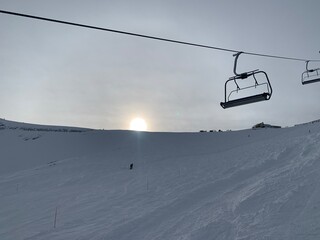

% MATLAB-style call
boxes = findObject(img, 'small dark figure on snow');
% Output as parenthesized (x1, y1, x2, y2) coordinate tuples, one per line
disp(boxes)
(129, 163, 133, 170)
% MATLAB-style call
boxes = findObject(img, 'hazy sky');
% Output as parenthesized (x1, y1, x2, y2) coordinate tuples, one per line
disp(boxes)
(1, 0, 320, 131)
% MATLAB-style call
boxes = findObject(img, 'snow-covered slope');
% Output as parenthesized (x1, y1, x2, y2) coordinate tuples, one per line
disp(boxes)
(1, 119, 320, 240)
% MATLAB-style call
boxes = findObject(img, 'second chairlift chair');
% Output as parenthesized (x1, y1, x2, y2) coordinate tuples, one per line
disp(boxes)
(301, 60, 320, 85)
(220, 52, 273, 109)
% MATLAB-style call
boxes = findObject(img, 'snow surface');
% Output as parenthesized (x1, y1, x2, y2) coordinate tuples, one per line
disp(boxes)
(1, 118, 320, 240)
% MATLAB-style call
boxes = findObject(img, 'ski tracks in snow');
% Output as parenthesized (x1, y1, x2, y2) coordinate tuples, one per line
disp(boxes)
(99, 134, 309, 240)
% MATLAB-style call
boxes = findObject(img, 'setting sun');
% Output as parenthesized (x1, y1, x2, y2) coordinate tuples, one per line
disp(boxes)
(130, 118, 147, 131)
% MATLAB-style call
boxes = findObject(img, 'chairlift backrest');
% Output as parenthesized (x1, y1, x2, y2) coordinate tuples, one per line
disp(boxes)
(220, 52, 273, 109)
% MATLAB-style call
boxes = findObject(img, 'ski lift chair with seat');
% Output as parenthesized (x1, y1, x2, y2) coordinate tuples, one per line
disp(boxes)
(220, 52, 273, 109)
(301, 61, 320, 85)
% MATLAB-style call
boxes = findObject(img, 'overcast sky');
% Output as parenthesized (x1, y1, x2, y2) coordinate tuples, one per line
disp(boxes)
(1, 0, 320, 131)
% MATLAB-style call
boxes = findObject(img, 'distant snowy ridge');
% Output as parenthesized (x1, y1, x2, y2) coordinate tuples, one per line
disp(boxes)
(0, 118, 91, 133)
(295, 118, 320, 126)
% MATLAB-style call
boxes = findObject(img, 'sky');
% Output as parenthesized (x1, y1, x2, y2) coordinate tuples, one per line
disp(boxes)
(0, 0, 320, 132)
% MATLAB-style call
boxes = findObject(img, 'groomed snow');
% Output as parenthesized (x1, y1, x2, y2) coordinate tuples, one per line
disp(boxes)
(1, 119, 320, 240)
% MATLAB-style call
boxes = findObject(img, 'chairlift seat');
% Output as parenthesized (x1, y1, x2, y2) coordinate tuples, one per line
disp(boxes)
(220, 92, 271, 109)
(302, 77, 320, 85)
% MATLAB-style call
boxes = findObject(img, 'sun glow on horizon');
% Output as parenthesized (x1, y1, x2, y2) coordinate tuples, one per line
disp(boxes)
(129, 118, 147, 131)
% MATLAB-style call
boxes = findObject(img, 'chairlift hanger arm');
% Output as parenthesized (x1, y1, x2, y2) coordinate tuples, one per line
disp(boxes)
(305, 60, 320, 72)
(233, 52, 243, 76)
(306, 61, 310, 71)
(232, 52, 259, 79)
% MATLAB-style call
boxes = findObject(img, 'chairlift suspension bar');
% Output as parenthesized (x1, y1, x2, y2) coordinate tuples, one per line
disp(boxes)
(233, 52, 242, 76)
(306, 61, 310, 71)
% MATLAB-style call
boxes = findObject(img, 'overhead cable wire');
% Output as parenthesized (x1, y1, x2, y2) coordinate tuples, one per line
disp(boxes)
(1, 9, 319, 63)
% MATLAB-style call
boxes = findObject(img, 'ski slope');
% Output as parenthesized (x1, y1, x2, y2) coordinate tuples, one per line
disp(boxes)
(1, 118, 320, 240)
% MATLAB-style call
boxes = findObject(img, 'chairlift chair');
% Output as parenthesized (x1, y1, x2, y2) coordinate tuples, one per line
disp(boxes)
(301, 61, 320, 85)
(220, 52, 273, 109)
